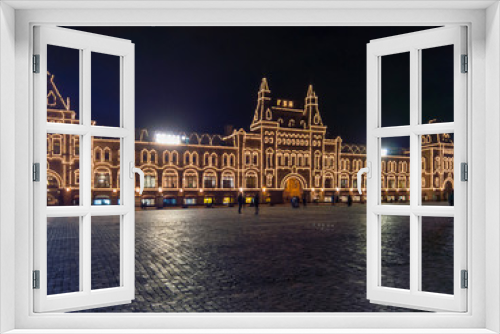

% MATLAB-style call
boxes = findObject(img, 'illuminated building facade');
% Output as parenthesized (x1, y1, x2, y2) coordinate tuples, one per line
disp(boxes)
(46, 74, 454, 207)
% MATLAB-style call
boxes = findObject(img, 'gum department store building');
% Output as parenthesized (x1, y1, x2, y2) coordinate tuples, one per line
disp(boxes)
(46, 73, 455, 207)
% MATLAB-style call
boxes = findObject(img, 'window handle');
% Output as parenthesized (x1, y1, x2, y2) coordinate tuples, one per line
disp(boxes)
(130, 162, 144, 195)
(357, 162, 371, 195)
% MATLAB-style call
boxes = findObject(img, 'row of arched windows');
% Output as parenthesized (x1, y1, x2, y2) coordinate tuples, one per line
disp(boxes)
(276, 152, 310, 167)
(381, 160, 408, 173)
(139, 149, 237, 167)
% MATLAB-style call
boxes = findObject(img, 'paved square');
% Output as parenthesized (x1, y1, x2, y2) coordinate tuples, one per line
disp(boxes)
(51, 204, 452, 312)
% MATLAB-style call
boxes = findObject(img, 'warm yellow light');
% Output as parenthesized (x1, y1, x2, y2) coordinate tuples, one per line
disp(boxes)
(158, 187, 163, 193)
(239, 187, 243, 192)
(113, 188, 117, 193)
(262, 188, 266, 192)
(135, 187, 140, 193)
(180, 189, 184, 193)
(311, 188, 315, 192)
(200, 189, 203, 193)
(336, 188, 339, 192)
(321, 188, 324, 192)
(66, 187, 71, 192)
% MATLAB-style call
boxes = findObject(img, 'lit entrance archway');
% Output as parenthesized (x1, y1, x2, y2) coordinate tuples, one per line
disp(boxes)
(283, 177, 304, 203)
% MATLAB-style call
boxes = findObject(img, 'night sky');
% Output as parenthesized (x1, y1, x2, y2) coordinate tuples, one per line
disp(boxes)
(48, 26, 454, 146)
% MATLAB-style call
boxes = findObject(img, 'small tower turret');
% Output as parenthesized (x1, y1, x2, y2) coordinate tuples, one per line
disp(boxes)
(250, 78, 272, 131)
(304, 84, 323, 127)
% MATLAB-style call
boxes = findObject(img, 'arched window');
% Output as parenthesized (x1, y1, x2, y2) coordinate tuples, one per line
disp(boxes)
(74, 170, 80, 185)
(266, 149, 274, 169)
(230, 154, 235, 167)
(266, 174, 273, 187)
(184, 152, 190, 165)
(203, 171, 217, 188)
(315, 152, 321, 168)
(245, 152, 251, 165)
(144, 170, 156, 188)
(222, 172, 235, 189)
(53, 140, 61, 155)
(184, 170, 198, 188)
(74, 139, 80, 156)
(284, 153, 289, 166)
(245, 172, 258, 188)
(142, 151, 148, 163)
(164, 151, 170, 164)
(324, 175, 333, 188)
(171, 151, 178, 164)
(104, 149, 111, 162)
(291, 153, 296, 166)
(192, 152, 198, 166)
(435, 157, 441, 169)
(204, 152, 209, 166)
(340, 175, 349, 188)
(163, 170, 178, 189)
(94, 168, 111, 188)
(95, 149, 102, 161)
(223, 154, 228, 166)
(253, 152, 258, 166)
(277, 153, 283, 166)
(150, 151, 156, 164)
(398, 177, 406, 188)
(297, 154, 303, 167)
(211, 153, 218, 167)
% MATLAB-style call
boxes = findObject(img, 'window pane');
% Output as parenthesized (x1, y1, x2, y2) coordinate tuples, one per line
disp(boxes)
(91, 215, 120, 290)
(421, 133, 454, 206)
(47, 45, 80, 123)
(91, 52, 121, 128)
(47, 216, 80, 295)
(421, 216, 454, 294)
(421, 45, 454, 124)
(381, 52, 410, 127)
(381, 137, 410, 205)
(381, 215, 410, 290)
(92, 137, 121, 205)
(47, 134, 80, 206)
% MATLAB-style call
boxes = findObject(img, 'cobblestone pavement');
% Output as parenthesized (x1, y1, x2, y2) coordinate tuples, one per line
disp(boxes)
(47, 204, 454, 312)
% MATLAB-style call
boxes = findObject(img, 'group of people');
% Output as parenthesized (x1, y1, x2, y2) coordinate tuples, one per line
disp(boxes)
(236, 193, 356, 215)
(237, 193, 259, 215)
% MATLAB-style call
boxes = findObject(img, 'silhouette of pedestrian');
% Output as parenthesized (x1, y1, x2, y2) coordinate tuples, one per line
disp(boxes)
(347, 195, 353, 207)
(302, 195, 307, 207)
(237, 193, 244, 214)
(254, 193, 259, 215)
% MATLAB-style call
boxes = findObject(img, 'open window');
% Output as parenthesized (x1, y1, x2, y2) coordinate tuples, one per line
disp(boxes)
(33, 26, 138, 312)
(365, 26, 467, 312)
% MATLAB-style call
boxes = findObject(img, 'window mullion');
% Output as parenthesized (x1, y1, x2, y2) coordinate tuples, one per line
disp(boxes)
(409, 48, 420, 294)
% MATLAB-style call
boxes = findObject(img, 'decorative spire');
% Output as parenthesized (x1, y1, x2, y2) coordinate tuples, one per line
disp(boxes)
(260, 77, 270, 92)
(307, 84, 315, 97)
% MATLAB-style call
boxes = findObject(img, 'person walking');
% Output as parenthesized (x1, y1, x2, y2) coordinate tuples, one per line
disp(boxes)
(347, 194, 353, 207)
(237, 193, 244, 214)
(302, 195, 307, 207)
(253, 193, 259, 215)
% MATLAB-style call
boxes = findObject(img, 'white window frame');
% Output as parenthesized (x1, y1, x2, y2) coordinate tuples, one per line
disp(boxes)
(32, 26, 136, 312)
(366, 26, 467, 312)
(1, 2, 498, 333)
